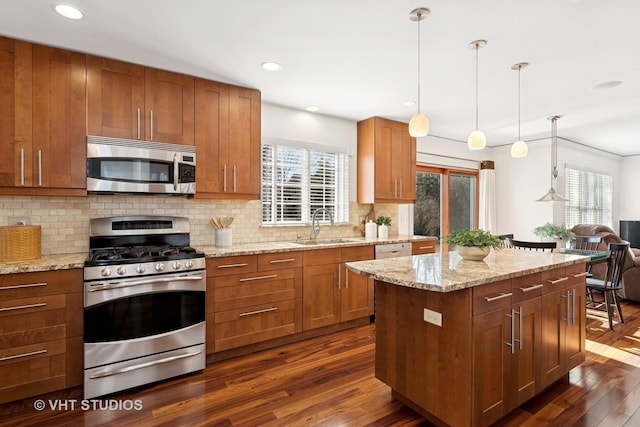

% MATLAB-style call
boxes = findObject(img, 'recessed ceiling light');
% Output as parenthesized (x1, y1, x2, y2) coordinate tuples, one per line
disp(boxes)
(305, 106, 320, 112)
(592, 80, 622, 90)
(54, 4, 85, 20)
(261, 62, 282, 71)
(402, 101, 416, 107)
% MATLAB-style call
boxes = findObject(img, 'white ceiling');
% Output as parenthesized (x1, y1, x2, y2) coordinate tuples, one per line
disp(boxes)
(2, 0, 639, 156)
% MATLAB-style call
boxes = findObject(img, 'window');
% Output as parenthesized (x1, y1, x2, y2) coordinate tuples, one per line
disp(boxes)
(414, 165, 478, 238)
(262, 143, 349, 225)
(564, 166, 613, 228)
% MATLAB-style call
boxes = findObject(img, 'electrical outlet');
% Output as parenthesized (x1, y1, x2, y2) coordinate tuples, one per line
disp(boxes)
(423, 308, 442, 327)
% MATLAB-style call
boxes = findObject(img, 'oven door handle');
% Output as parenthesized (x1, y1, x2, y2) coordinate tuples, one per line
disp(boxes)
(173, 153, 179, 191)
(88, 349, 202, 379)
(88, 275, 204, 292)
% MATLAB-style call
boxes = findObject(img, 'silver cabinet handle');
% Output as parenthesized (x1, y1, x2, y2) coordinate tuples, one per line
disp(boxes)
(519, 284, 544, 293)
(561, 292, 570, 326)
(137, 108, 141, 139)
(0, 349, 47, 362)
(394, 179, 398, 198)
(238, 274, 277, 282)
(570, 288, 576, 325)
(506, 308, 516, 354)
(217, 262, 248, 269)
(233, 165, 237, 192)
(20, 148, 24, 186)
(399, 179, 403, 198)
(239, 307, 278, 317)
(0, 302, 47, 313)
(418, 245, 434, 250)
(548, 277, 568, 285)
(572, 272, 589, 278)
(89, 350, 201, 379)
(88, 275, 203, 292)
(173, 153, 179, 191)
(0, 282, 47, 291)
(223, 164, 227, 192)
(269, 258, 296, 264)
(516, 306, 523, 350)
(150, 110, 154, 141)
(37, 150, 42, 186)
(484, 292, 512, 302)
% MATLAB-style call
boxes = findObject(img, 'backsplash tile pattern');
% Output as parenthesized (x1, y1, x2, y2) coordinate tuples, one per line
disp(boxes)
(0, 196, 400, 256)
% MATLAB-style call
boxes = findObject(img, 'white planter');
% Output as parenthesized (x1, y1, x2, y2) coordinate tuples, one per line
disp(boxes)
(378, 224, 389, 239)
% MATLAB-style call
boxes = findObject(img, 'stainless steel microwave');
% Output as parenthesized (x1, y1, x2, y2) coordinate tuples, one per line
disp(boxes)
(86, 136, 196, 195)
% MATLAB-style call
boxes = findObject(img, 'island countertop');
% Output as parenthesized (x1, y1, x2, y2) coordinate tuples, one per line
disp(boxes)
(346, 248, 590, 292)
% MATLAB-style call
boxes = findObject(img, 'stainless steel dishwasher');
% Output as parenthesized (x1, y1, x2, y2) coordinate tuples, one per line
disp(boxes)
(374, 242, 412, 259)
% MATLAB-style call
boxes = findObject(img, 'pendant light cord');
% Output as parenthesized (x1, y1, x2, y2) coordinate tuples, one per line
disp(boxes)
(416, 10, 422, 114)
(517, 66, 521, 141)
(475, 43, 479, 131)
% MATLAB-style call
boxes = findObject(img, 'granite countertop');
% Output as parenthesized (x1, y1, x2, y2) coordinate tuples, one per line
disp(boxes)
(0, 235, 436, 274)
(346, 248, 590, 293)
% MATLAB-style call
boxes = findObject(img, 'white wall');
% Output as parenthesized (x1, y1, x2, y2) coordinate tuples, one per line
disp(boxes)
(620, 156, 640, 223)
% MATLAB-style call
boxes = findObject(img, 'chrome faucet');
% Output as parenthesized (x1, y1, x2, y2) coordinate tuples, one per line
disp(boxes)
(310, 208, 334, 240)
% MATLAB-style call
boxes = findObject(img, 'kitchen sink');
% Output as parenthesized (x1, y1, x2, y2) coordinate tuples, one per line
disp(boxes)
(292, 238, 358, 246)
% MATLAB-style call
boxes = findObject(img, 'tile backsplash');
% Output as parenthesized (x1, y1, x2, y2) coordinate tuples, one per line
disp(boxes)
(0, 196, 400, 255)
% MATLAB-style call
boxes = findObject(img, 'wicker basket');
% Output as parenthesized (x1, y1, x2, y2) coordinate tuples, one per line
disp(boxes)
(0, 225, 41, 261)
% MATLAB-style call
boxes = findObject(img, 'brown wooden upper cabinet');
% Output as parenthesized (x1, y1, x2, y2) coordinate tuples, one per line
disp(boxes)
(87, 56, 195, 145)
(357, 117, 416, 203)
(0, 37, 86, 196)
(194, 79, 261, 199)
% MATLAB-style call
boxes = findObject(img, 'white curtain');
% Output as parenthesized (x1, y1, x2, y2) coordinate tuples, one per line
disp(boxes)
(479, 160, 496, 233)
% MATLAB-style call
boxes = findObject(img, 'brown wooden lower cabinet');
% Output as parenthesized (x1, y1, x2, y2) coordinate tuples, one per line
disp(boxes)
(411, 240, 436, 255)
(0, 269, 82, 404)
(374, 262, 587, 427)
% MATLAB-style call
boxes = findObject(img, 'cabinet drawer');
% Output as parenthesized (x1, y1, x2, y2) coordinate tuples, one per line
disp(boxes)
(473, 279, 512, 316)
(341, 245, 374, 262)
(0, 269, 82, 300)
(512, 273, 543, 303)
(258, 252, 303, 271)
(0, 294, 68, 349)
(213, 268, 302, 312)
(303, 248, 341, 266)
(566, 262, 589, 285)
(0, 338, 67, 404)
(214, 299, 300, 352)
(207, 255, 257, 276)
(412, 241, 436, 255)
(541, 267, 568, 294)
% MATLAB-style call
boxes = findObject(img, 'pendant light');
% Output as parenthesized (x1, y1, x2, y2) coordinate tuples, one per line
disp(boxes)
(467, 40, 487, 150)
(408, 7, 430, 138)
(510, 62, 529, 158)
(536, 115, 567, 201)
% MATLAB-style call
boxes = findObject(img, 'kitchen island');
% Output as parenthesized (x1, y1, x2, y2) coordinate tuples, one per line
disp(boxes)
(346, 249, 589, 427)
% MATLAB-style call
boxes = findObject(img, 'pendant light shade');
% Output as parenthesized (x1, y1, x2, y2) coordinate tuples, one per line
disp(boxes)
(511, 62, 529, 158)
(467, 40, 487, 150)
(408, 7, 430, 138)
(536, 115, 566, 202)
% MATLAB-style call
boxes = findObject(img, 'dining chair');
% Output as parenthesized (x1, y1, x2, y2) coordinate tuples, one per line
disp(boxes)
(506, 238, 556, 252)
(573, 235, 603, 251)
(585, 241, 629, 330)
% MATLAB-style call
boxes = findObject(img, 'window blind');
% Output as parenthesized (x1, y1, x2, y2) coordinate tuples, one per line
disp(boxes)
(262, 143, 349, 225)
(564, 167, 612, 228)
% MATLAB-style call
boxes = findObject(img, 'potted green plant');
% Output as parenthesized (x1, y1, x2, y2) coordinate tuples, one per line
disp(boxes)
(533, 223, 575, 248)
(376, 216, 391, 239)
(443, 228, 501, 261)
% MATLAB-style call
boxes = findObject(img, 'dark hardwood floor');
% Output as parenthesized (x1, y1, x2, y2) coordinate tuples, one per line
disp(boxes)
(3, 301, 640, 426)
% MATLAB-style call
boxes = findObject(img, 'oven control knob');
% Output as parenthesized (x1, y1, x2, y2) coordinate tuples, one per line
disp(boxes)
(136, 265, 146, 274)
(155, 263, 165, 272)
(172, 261, 182, 270)
(185, 260, 194, 269)
(100, 268, 111, 277)
(116, 266, 127, 275)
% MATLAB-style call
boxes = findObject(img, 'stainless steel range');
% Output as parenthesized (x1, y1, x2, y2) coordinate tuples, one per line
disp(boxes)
(83, 216, 206, 399)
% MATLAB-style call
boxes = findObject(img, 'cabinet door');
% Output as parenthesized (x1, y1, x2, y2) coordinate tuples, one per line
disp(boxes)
(227, 85, 260, 198)
(373, 120, 396, 201)
(145, 68, 194, 145)
(194, 78, 229, 195)
(392, 123, 416, 202)
(341, 264, 373, 321)
(302, 263, 340, 330)
(31, 45, 86, 190)
(539, 289, 566, 389)
(87, 56, 145, 140)
(473, 307, 510, 427)
(0, 37, 30, 188)
(565, 281, 586, 370)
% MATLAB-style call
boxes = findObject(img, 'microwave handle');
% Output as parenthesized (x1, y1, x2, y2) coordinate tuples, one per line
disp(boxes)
(173, 153, 179, 191)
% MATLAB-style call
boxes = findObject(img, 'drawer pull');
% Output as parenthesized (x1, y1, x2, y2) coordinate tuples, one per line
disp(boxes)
(217, 263, 249, 269)
(0, 349, 47, 362)
(0, 302, 47, 313)
(519, 284, 544, 293)
(239, 274, 278, 282)
(269, 258, 296, 264)
(89, 350, 201, 379)
(418, 245, 434, 250)
(239, 307, 278, 317)
(572, 271, 589, 278)
(0, 282, 47, 291)
(484, 292, 512, 302)
(548, 277, 568, 285)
